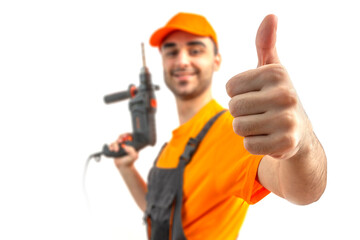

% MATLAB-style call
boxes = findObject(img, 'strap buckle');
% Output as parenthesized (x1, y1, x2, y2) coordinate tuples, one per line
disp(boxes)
(180, 138, 199, 163)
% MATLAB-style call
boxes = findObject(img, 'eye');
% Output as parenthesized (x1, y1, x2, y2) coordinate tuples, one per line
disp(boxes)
(165, 49, 178, 58)
(189, 47, 204, 56)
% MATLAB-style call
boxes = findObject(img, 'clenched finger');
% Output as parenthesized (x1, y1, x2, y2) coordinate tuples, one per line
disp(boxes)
(226, 64, 288, 97)
(229, 91, 268, 117)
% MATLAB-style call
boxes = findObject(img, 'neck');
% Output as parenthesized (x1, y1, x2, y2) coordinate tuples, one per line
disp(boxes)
(175, 89, 213, 125)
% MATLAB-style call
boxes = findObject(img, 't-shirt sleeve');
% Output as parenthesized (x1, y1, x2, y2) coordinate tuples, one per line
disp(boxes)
(234, 154, 271, 205)
(220, 112, 270, 204)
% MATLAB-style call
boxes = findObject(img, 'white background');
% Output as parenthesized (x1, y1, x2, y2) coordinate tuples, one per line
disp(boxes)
(1, 0, 359, 239)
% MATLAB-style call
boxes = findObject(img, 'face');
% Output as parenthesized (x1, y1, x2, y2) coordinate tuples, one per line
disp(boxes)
(160, 31, 221, 101)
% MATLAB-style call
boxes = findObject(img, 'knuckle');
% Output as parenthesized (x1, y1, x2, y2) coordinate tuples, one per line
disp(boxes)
(244, 137, 264, 155)
(287, 91, 298, 107)
(110, 143, 118, 152)
(226, 79, 235, 97)
(244, 139, 255, 153)
(272, 64, 288, 79)
(277, 87, 298, 107)
(228, 98, 236, 115)
(228, 96, 245, 117)
(117, 135, 124, 142)
(269, 86, 298, 111)
(264, 64, 288, 85)
(280, 133, 297, 150)
(232, 118, 245, 136)
(280, 111, 298, 132)
(232, 117, 255, 137)
(226, 73, 243, 97)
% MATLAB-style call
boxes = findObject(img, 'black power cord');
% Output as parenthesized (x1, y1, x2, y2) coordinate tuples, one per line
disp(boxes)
(82, 152, 102, 209)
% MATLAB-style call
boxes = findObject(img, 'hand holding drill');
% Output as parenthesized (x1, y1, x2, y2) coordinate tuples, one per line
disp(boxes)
(89, 43, 159, 161)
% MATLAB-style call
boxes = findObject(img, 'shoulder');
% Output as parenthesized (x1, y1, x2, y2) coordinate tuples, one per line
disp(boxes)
(212, 110, 235, 134)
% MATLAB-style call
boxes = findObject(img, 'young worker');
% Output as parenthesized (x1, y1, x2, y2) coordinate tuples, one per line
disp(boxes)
(109, 12, 327, 240)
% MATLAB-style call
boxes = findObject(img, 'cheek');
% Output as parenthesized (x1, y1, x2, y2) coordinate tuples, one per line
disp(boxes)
(162, 61, 169, 71)
(194, 58, 214, 71)
(163, 61, 175, 76)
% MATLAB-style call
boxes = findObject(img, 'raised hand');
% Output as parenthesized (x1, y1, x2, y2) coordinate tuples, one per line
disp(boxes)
(226, 14, 310, 160)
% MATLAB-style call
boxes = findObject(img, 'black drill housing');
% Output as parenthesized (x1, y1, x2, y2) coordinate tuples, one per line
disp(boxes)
(101, 61, 159, 158)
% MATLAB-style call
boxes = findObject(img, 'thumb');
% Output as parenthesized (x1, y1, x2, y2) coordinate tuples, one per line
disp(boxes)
(256, 14, 280, 67)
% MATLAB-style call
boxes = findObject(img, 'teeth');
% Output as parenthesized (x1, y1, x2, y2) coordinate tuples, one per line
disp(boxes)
(175, 73, 193, 77)
(174, 73, 195, 77)
(172, 69, 196, 76)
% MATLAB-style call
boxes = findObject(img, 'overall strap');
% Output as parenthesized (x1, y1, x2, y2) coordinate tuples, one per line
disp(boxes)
(171, 109, 227, 239)
(145, 109, 227, 240)
(180, 109, 227, 164)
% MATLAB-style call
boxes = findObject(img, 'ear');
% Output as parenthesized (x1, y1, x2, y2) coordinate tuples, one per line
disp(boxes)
(214, 52, 222, 72)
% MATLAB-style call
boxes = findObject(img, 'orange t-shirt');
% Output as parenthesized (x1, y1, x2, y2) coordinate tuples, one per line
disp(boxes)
(156, 99, 270, 240)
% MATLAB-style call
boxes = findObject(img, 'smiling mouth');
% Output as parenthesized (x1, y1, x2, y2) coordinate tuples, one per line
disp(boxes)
(171, 69, 198, 80)
(173, 72, 195, 78)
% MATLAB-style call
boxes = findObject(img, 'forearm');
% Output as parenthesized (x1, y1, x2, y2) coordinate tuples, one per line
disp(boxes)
(279, 130, 327, 205)
(118, 165, 147, 212)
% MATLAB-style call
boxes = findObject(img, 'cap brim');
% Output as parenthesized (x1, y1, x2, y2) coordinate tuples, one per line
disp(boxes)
(149, 27, 178, 47)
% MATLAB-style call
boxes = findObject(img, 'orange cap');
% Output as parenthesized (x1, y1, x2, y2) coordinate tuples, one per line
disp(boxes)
(149, 12, 218, 48)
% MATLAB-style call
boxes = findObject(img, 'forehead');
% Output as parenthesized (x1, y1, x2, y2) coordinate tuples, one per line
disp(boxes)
(161, 31, 213, 48)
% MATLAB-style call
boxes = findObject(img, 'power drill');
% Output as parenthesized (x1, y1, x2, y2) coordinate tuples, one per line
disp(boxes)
(89, 43, 159, 161)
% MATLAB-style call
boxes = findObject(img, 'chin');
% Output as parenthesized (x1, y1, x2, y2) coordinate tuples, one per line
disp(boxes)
(176, 91, 199, 101)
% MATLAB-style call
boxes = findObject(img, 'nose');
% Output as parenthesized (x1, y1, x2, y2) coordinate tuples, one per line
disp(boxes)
(175, 49, 190, 68)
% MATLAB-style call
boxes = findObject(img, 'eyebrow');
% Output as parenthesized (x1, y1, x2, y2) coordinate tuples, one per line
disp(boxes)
(162, 42, 176, 49)
(187, 41, 206, 48)
(162, 41, 207, 50)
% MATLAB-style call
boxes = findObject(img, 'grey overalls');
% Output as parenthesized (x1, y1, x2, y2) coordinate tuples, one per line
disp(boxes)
(144, 110, 226, 240)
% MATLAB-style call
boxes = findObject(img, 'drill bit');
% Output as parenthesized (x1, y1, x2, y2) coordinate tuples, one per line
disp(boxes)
(141, 42, 146, 67)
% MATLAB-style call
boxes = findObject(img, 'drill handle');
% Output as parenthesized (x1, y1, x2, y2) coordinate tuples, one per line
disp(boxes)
(102, 144, 127, 158)
(101, 140, 132, 158)
(104, 84, 137, 104)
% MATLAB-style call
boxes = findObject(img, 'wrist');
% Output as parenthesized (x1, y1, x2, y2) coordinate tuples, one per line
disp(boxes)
(118, 163, 135, 174)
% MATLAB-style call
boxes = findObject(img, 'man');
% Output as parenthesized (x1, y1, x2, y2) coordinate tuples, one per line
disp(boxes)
(109, 12, 327, 239)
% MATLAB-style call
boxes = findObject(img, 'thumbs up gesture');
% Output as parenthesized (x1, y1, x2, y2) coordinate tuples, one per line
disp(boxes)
(226, 15, 310, 160)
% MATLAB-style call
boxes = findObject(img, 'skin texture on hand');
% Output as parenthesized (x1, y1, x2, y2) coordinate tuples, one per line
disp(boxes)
(226, 14, 327, 205)
(226, 14, 306, 160)
(109, 133, 139, 169)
